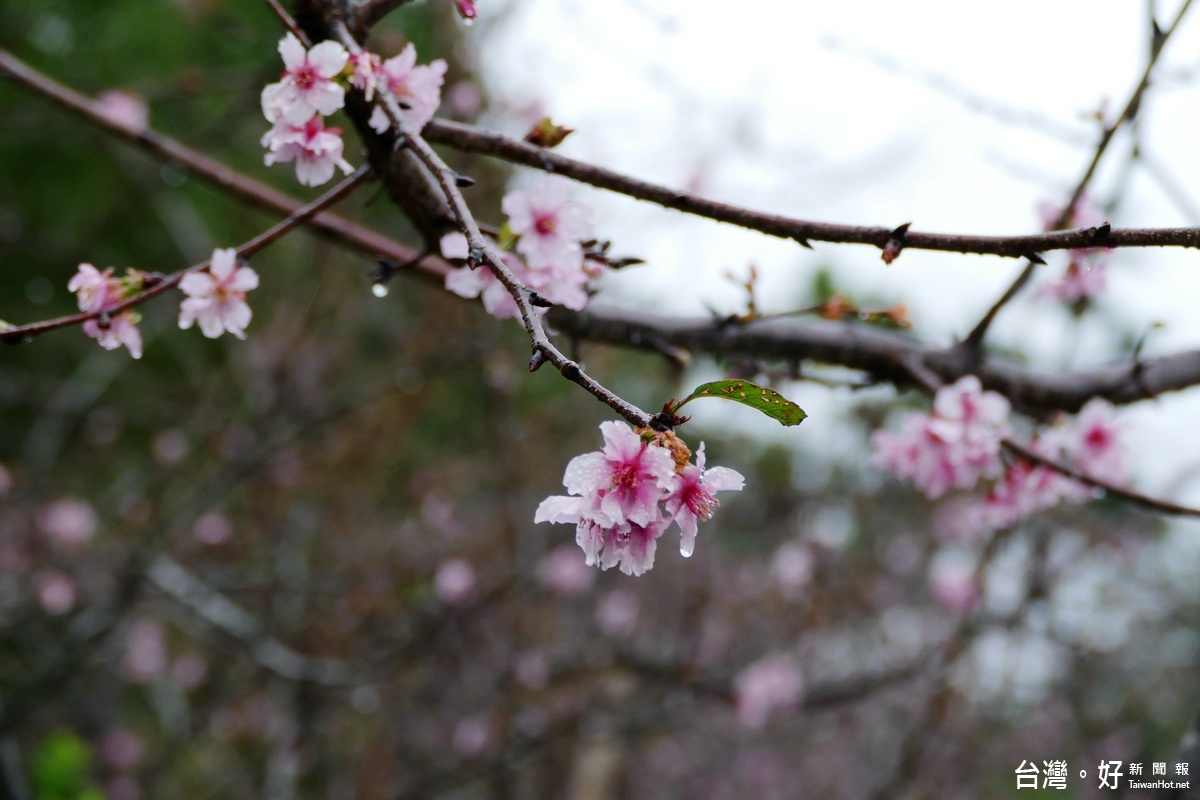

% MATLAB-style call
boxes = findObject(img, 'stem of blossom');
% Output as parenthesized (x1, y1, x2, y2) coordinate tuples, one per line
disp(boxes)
(961, 0, 1194, 351)
(332, 22, 653, 428)
(423, 117, 1200, 260)
(0, 166, 372, 343)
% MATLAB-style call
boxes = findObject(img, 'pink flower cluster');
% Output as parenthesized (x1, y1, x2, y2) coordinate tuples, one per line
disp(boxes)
(261, 34, 354, 187)
(1038, 194, 1111, 304)
(969, 398, 1126, 531)
(871, 376, 1011, 500)
(67, 263, 144, 358)
(445, 176, 596, 319)
(535, 421, 743, 576)
(873, 376, 1129, 532)
(178, 248, 259, 339)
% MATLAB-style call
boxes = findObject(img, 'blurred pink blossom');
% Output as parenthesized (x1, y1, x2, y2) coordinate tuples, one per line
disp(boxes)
(35, 570, 77, 615)
(193, 511, 233, 546)
(536, 545, 596, 596)
(96, 90, 148, 130)
(596, 589, 640, 637)
(871, 376, 1010, 499)
(452, 715, 492, 757)
(99, 728, 145, 770)
(171, 653, 209, 690)
(769, 542, 814, 599)
(446, 80, 483, 116)
(734, 654, 804, 729)
(36, 497, 98, 550)
(434, 559, 476, 605)
(121, 617, 166, 684)
(1038, 194, 1112, 303)
(105, 776, 142, 800)
(927, 547, 978, 615)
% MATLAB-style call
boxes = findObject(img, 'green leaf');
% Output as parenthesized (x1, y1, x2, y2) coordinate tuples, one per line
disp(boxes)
(497, 223, 517, 251)
(673, 380, 807, 426)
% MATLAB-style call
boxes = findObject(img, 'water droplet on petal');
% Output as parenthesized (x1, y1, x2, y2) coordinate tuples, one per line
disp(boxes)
(371, 282, 389, 298)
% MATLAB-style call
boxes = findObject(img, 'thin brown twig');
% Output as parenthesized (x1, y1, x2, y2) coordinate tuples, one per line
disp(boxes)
(423, 117, 1200, 259)
(0, 166, 372, 343)
(263, 0, 310, 45)
(332, 21, 652, 428)
(962, 0, 1195, 350)
(1001, 438, 1200, 518)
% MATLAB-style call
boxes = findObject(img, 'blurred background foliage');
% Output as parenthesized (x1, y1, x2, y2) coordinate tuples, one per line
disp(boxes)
(0, 1, 1194, 799)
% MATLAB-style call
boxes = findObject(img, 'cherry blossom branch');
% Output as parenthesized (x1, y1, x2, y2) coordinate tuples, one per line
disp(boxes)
(329, 20, 653, 428)
(423, 117, 1200, 260)
(550, 303, 1200, 413)
(0, 165, 371, 343)
(0, 50, 430, 273)
(962, 0, 1194, 350)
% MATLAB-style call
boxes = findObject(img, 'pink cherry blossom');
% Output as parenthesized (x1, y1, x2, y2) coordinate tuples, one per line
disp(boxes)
(349, 52, 382, 101)
(537, 423, 743, 575)
(82, 312, 144, 358)
(444, 249, 591, 319)
(871, 376, 1010, 499)
(67, 264, 145, 357)
(69, 263, 121, 312)
(968, 400, 1127, 532)
(558, 421, 675, 526)
(1065, 398, 1126, 485)
(262, 116, 354, 187)
(663, 443, 744, 557)
(733, 654, 804, 729)
(502, 175, 592, 271)
(367, 44, 447, 133)
(261, 33, 349, 125)
(178, 248, 259, 339)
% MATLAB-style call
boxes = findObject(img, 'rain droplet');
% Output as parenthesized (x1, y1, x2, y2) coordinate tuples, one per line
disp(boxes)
(371, 282, 389, 298)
